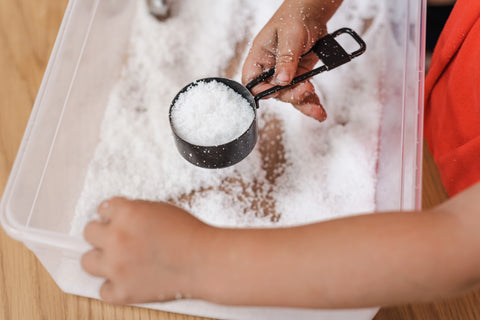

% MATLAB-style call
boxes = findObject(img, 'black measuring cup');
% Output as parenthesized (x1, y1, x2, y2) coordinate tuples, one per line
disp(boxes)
(169, 28, 366, 169)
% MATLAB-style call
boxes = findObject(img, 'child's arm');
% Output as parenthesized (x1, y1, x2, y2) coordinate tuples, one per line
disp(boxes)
(82, 182, 480, 307)
(241, 0, 343, 121)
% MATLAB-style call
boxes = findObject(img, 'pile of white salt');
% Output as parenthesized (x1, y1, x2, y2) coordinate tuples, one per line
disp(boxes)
(70, 0, 397, 235)
(171, 80, 254, 146)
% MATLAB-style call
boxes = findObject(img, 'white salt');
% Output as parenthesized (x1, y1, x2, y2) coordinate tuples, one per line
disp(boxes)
(171, 80, 254, 146)
(70, 0, 395, 235)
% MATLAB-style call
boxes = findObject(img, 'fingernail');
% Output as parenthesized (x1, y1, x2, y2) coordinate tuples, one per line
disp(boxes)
(275, 72, 290, 84)
(319, 110, 327, 122)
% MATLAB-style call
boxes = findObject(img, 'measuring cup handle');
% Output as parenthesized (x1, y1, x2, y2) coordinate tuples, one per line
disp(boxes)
(246, 28, 366, 104)
(245, 68, 275, 91)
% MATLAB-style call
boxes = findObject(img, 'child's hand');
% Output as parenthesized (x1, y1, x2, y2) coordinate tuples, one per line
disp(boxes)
(242, 0, 343, 121)
(81, 197, 210, 304)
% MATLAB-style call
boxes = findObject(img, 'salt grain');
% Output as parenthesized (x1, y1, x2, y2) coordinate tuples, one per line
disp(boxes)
(171, 81, 254, 146)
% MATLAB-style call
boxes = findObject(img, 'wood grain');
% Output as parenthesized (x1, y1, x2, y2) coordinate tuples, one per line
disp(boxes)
(0, 1, 479, 320)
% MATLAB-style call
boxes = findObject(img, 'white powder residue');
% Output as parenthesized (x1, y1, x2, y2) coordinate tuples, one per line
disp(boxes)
(171, 80, 254, 146)
(71, 0, 396, 235)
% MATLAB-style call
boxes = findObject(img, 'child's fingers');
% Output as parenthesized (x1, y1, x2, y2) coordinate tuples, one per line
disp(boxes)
(276, 80, 315, 103)
(293, 97, 327, 122)
(100, 280, 131, 305)
(274, 26, 306, 85)
(249, 83, 281, 99)
(241, 51, 269, 87)
(269, 52, 318, 100)
(97, 200, 114, 223)
(276, 81, 327, 121)
(241, 31, 276, 86)
(249, 52, 317, 99)
(84, 220, 107, 248)
(81, 248, 107, 277)
(99, 279, 117, 303)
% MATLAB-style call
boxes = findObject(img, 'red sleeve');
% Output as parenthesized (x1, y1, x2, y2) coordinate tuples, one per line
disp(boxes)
(424, 0, 480, 196)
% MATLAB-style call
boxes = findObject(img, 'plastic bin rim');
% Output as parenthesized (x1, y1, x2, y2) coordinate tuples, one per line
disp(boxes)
(1, 177, 88, 252)
(0, 0, 89, 253)
(0, 205, 89, 252)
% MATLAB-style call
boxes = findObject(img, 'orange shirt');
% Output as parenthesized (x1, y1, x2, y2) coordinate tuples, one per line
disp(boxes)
(425, 0, 480, 196)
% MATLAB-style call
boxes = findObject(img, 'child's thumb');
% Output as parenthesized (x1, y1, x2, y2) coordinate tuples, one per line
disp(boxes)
(274, 30, 304, 85)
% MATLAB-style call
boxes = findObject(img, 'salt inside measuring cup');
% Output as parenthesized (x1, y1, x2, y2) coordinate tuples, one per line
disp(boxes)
(170, 80, 255, 146)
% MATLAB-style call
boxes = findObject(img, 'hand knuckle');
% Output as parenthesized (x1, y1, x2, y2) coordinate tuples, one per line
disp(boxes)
(117, 209, 135, 225)
(277, 54, 296, 65)
(106, 229, 126, 249)
(111, 261, 127, 279)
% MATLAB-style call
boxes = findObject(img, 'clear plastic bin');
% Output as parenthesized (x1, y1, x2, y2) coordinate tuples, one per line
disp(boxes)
(0, 0, 425, 319)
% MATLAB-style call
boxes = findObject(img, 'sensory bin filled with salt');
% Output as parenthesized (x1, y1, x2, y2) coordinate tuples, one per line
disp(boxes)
(71, 0, 392, 235)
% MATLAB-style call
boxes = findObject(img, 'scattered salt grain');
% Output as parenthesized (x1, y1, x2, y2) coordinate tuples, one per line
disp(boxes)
(171, 81, 254, 146)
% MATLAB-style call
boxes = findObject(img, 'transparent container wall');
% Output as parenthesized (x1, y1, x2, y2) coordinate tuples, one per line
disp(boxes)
(5, 0, 424, 235)
(6, 0, 136, 234)
(376, 2, 425, 212)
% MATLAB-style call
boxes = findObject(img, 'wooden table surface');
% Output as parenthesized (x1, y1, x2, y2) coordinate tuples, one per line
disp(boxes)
(1, 1, 479, 319)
